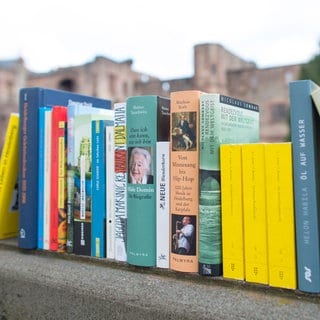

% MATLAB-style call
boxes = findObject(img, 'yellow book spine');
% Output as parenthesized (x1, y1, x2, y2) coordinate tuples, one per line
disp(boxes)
(220, 144, 245, 280)
(0, 113, 19, 239)
(242, 143, 268, 284)
(265, 143, 297, 289)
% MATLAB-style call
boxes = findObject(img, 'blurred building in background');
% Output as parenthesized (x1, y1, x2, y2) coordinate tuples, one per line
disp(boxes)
(0, 43, 302, 150)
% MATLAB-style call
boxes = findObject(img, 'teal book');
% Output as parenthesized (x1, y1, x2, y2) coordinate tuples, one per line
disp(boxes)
(289, 80, 320, 293)
(91, 119, 113, 258)
(199, 93, 259, 276)
(126, 95, 170, 267)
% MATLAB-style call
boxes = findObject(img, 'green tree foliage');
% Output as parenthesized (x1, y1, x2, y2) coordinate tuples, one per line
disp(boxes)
(299, 45, 320, 82)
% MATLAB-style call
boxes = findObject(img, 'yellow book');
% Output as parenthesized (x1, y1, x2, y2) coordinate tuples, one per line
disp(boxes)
(242, 143, 268, 284)
(0, 113, 19, 239)
(220, 144, 245, 280)
(265, 143, 296, 289)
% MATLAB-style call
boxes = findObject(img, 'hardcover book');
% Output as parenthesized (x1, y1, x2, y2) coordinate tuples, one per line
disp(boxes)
(114, 102, 128, 262)
(50, 106, 67, 252)
(170, 90, 201, 273)
(220, 143, 245, 280)
(242, 143, 268, 285)
(289, 79, 320, 293)
(73, 109, 113, 256)
(199, 94, 260, 276)
(0, 113, 19, 240)
(91, 119, 113, 258)
(106, 124, 115, 259)
(18, 87, 111, 249)
(38, 106, 52, 250)
(265, 142, 296, 289)
(311, 85, 320, 115)
(126, 95, 170, 267)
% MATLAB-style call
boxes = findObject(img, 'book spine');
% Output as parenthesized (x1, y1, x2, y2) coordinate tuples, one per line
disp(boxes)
(18, 89, 40, 249)
(50, 106, 67, 252)
(126, 95, 160, 267)
(114, 102, 127, 262)
(43, 110, 52, 250)
(265, 142, 296, 289)
(170, 91, 201, 273)
(220, 143, 245, 280)
(0, 113, 19, 239)
(106, 125, 115, 259)
(91, 120, 107, 258)
(242, 143, 268, 284)
(290, 80, 320, 293)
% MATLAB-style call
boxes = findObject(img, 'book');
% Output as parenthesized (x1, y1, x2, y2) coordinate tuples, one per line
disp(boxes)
(38, 106, 52, 250)
(311, 85, 320, 115)
(241, 143, 268, 285)
(18, 87, 111, 249)
(156, 141, 170, 268)
(114, 102, 128, 262)
(91, 119, 112, 258)
(0, 113, 19, 240)
(50, 106, 68, 252)
(264, 142, 296, 289)
(170, 90, 201, 273)
(220, 143, 245, 280)
(106, 124, 115, 259)
(289, 79, 320, 293)
(72, 108, 114, 256)
(126, 95, 170, 267)
(199, 94, 260, 276)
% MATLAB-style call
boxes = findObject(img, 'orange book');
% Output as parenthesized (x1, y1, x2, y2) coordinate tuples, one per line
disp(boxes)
(170, 90, 201, 272)
(50, 106, 67, 252)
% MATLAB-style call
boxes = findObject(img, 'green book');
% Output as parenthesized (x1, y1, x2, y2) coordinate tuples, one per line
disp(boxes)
(126, 95, 170, 267)
(199, 93, 259, 276)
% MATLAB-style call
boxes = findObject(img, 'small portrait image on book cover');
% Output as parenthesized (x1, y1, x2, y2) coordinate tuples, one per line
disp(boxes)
(171, 112, 196, 152)
(128, 146, 154, 184)
(171, 214, 196, 255)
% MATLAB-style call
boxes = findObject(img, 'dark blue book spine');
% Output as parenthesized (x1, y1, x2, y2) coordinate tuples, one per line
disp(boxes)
(18, 87, 111, 249)
(290, 80, 320, 293)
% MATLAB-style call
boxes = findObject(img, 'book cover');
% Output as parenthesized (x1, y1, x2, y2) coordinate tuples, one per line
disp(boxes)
(265, 142, 296, 289)
(114, 102, 128, 262)
(242, 143, 268, 285)
(170, 90, 200, 273)
(199, 94, 260, 276)
(126, 95, 170, 267)
(73, 108, 113, 256)
(38, 106, 52, 249)
(91, 119, 113, 258)
(289, 79, 320, 293)
(0, 113, 19, 240)
(50, 106, 67, 252)
(220, 143, 245, 280)
(18, 87, 111, 249)
(311, 85, 320, 116)
(106, 124, 115, 260)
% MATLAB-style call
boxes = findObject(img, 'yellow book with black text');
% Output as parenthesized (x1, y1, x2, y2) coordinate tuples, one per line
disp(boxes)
(0, 113, 19, 239)
(265, 142, 296, 289)
(242, 143, 268, 284)
(220, 143, 245, 280)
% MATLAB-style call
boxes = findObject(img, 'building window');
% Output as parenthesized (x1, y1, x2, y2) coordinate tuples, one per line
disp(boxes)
(271, 103, 288, 122)
(162, 82, 170, 92)
(59, 79, 75, 92)
(211, 64, 216, 74)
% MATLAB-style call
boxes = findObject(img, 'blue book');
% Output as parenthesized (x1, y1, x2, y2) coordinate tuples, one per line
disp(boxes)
(18, 87, 111, 250)
(37, 106, 52, 250)
(91, 119, 113, 258)
(289, 80, 320, 293)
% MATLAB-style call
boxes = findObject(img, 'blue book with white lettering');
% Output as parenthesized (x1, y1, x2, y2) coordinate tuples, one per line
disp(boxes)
(91, 119, 113, 258)
(289, 79, 320, 293)
(18, 87, 111, 249)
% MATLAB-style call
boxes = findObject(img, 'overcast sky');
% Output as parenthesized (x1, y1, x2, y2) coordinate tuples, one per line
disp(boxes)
(0, 0, 319, 79)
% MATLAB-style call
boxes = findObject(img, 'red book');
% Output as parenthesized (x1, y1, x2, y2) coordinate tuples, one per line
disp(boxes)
(50, 106, 67, 252)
